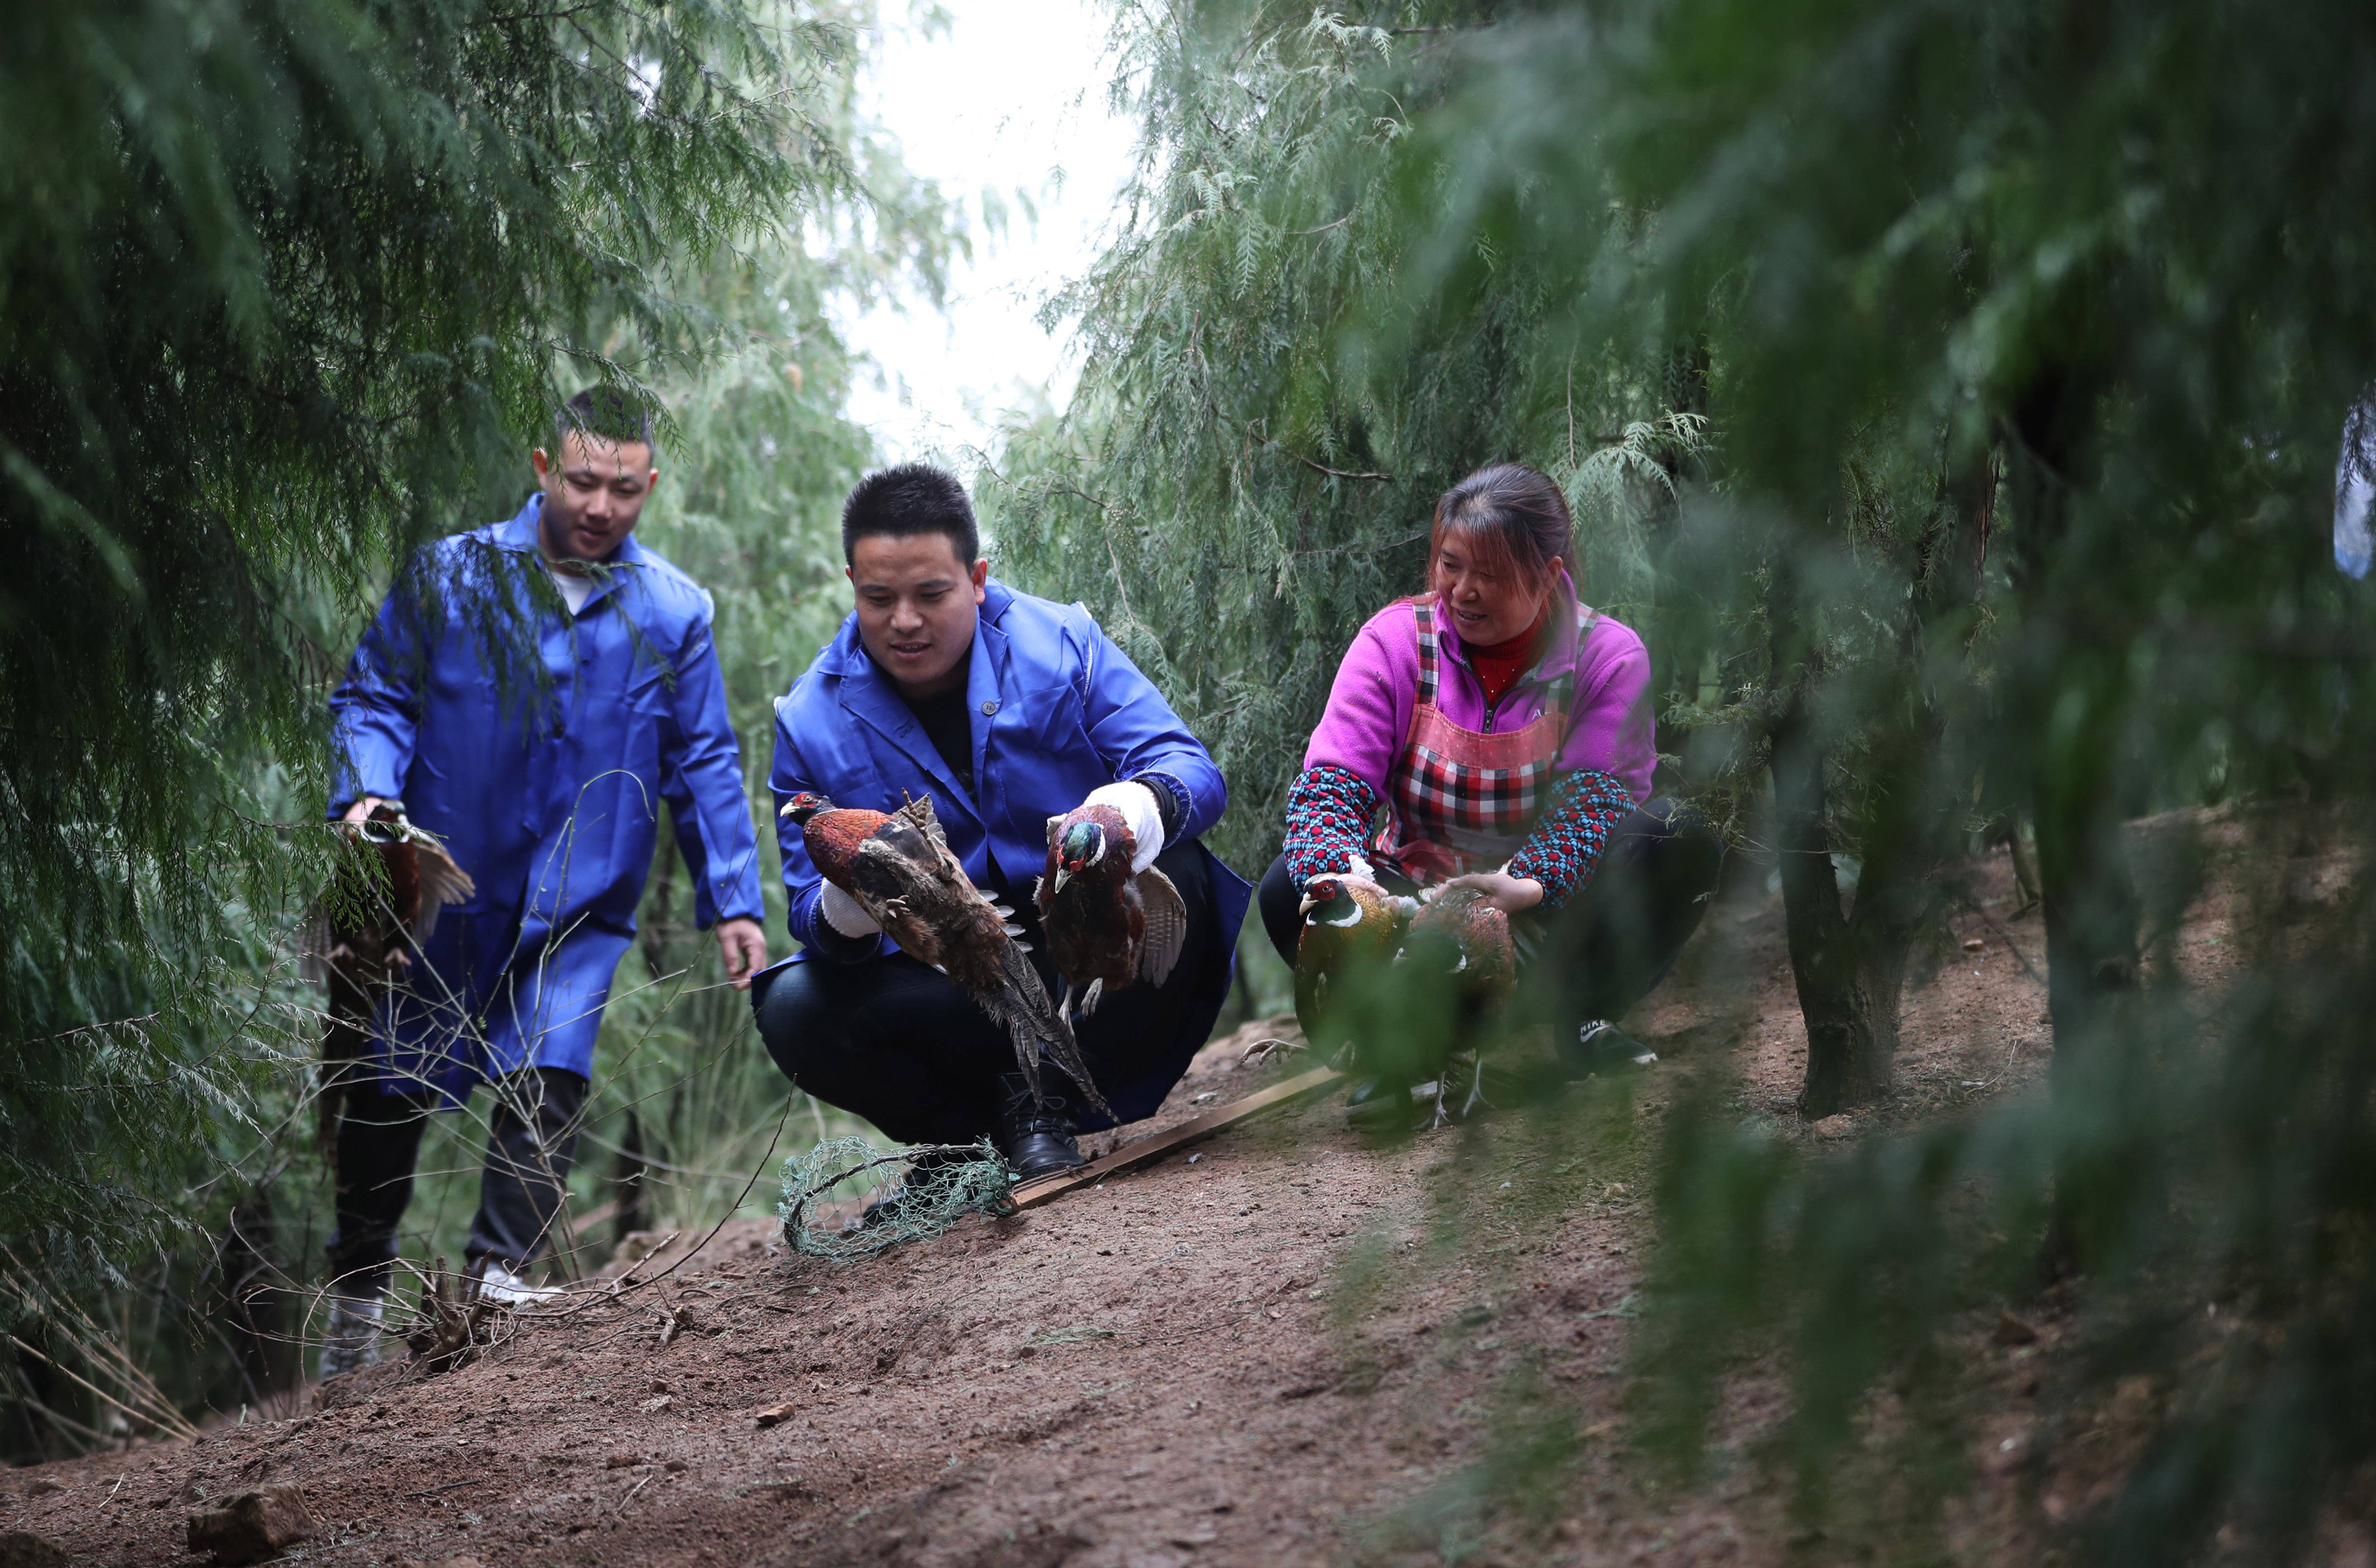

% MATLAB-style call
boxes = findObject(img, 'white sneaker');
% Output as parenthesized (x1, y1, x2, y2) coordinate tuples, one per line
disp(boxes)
(468, 1258, 562, 1308)
(319, 1294, 385, 1379)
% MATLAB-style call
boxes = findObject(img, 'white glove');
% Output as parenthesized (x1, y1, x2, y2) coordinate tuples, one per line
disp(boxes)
(1085, 781, 1167, 874)
(818, 882, 881, 939)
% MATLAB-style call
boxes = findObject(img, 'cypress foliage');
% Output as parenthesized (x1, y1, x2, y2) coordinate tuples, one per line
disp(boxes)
(1000, 0, 2376, 1553)
(1403, 0, 2376, 1553)
(985, 5, 1706, 875)
(0, 0, 853, 1291)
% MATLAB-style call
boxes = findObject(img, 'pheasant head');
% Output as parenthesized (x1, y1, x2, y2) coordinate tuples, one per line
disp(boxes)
(1298, 875, 1361, 927)
(779, 792, 835, 826)
(1046, 804, 1133, 895)
(781, 792, 891, 888)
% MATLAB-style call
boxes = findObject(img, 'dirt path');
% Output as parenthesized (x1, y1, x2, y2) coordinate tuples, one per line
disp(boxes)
(5, 845, 2072, 1568)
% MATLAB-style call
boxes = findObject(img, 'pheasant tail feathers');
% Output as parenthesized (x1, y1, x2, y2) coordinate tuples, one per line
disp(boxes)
(984, 938, 1113, 1121)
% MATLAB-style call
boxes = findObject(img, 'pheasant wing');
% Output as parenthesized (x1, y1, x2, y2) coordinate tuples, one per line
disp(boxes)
(1293, 955, 1329, 1048)
(1132, 865, 1190, 987)
(411, 839, 475, 941)
(850, 835, 958, 964)
(891, 792, 1027, 936)
(895, 791, 964, 866)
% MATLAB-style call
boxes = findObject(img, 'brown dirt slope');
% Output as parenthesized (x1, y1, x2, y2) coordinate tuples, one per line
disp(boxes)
(5, 841, 2108, 1568)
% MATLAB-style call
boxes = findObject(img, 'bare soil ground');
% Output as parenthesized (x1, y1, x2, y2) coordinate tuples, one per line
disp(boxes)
(5, 823, 2343, 1568)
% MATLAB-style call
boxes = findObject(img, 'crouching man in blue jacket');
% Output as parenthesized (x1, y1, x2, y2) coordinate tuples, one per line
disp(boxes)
(754, 465, 1250, 1188)
(323, 391, 769, 1372)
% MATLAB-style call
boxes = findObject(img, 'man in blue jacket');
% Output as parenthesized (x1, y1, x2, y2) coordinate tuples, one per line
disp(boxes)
(322, 390, 768, 1372)
(755, 464, 1249, 1187)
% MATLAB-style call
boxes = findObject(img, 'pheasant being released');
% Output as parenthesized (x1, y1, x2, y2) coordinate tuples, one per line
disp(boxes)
(307, 805, 475, 1146)
(1035, 803, 1189, 1020)
(1405, 882, 1518, 1017)
(1293, 874, 1415, 1050)
(1397, 882, 1522, 1125)
(781, 792, 1109, 1117)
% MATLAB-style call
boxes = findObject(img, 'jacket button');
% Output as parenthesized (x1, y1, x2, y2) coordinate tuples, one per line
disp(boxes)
(981, 700, 999, 716)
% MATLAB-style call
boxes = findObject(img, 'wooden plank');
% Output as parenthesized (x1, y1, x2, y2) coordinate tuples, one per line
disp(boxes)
(1010, 1065, 1346, 1210)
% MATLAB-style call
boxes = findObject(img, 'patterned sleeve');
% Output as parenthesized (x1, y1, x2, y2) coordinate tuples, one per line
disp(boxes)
(1283, 763, 1381, 889)
(1506, 769, 1635, 910)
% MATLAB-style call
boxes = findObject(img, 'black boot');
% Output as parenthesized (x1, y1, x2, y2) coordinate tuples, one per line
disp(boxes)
(996, 1072, 1087, 1180)
(854, 1147, 970, 1230)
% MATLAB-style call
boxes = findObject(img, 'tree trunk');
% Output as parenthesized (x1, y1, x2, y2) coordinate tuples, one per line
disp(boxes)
(1774, 723, 1898, 1116)
(2007, 818, 2042, 913)
(1775, 431, 1997, 1119)
(1769, 569, 1895, 1117)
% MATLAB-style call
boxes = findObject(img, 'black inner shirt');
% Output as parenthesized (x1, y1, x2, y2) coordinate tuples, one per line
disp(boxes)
(903, 669, 978, 798)
(891, 651, 1035, 932)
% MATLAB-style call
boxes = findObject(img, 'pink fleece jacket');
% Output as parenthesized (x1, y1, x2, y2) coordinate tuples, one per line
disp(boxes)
(1301, 584, 1657, 803)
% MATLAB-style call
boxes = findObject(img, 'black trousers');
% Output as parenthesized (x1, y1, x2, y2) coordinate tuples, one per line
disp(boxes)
(753, 839, 1230, 1144)
(1257, 799, 1724, 1055)
(326, 1065, 587, 1294)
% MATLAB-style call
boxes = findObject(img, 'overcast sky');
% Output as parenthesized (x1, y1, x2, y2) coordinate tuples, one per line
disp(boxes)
(839, 0, 1141, 462)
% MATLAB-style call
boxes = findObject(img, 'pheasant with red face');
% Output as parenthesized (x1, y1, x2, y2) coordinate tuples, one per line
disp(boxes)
(782, 791, 1109, 1117)
(1035, 803, 1189, 1021)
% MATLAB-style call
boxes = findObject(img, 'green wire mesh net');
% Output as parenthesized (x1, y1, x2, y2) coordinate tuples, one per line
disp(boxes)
(776, 1137, 1016, 1262)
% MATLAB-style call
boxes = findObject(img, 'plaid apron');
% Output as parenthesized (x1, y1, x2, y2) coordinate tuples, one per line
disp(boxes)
(1375, 597, 1599, 885)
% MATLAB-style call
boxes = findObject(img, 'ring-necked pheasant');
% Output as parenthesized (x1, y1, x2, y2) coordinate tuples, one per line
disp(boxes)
(1292, 874, 1415, 1053)
(781, 791, 1109, 1117)
(1035, 803, 1189, 1021)
(1404, 882, 1519, 1122)
(1405, 883, 1518, 1017)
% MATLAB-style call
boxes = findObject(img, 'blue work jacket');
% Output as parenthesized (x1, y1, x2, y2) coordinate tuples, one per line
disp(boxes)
(327, 495, 765, 1088)
(767, 579, 1251, 966)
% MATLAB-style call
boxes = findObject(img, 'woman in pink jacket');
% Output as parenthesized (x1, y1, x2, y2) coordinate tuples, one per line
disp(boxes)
(1263, 461, 1723, 1089)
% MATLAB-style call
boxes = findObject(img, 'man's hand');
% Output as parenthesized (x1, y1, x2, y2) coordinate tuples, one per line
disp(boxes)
(818, 883, 882, 939)
(1083, 781, 1166, 873)
(715, 917, 769, 990)
(341, 796, 389, 825)
(1436, 870, 1544, 915)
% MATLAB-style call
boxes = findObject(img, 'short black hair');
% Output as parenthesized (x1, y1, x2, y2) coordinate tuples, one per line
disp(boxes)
(553, 386, 655, 451)
(840, 463, 979, 566)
